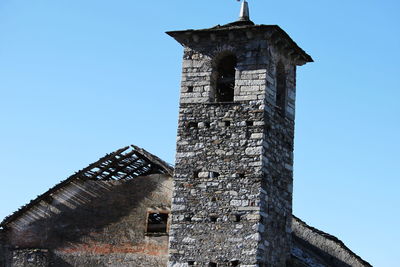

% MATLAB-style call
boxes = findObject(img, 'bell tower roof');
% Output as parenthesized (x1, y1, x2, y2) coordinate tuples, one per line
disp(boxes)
(166, 24, 313, 65)
(167, 1, 312, 65)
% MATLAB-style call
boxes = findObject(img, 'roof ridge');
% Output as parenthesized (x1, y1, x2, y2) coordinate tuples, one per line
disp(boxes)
(292, 215, 372, 267)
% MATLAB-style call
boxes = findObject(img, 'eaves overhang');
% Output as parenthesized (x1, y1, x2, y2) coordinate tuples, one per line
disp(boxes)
(167, 23, 313, 65)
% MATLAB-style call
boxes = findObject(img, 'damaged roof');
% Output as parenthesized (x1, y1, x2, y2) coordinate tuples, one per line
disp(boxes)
(0, 146, 371, 266)
(0, 145, 173, 228)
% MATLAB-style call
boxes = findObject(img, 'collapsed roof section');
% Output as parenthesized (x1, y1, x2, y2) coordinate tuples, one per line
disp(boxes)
(0, 145, 173, 228)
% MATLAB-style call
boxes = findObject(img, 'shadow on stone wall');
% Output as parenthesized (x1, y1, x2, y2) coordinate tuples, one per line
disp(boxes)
(9, 176, 164, 250)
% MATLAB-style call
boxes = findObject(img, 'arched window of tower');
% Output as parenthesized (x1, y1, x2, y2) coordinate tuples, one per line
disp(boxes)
(276, 61, 287, 116)
(212, 53, 237, 102)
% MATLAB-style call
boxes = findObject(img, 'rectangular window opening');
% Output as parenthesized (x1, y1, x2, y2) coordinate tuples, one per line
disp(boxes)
(210, 216, 218, 223)
(234, 214, 241, 222)
(209, 171, 220, 178)
(187, 86, 194, 92)
(188, 122, 198, 129)
(184, 213, 193, 222)
(246, 121, 253, 126)
(209, 262, 218, 267)
(146, 212, 168, 234)
(230, 260, 240, 266)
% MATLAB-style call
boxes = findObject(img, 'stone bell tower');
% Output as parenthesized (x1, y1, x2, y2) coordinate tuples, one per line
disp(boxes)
(167, 2, 312, 266)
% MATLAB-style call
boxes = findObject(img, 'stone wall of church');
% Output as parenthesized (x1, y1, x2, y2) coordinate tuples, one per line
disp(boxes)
(2, 174, 172, 267)
(169, 28, 297, 266)
(9, 249, 49, 267)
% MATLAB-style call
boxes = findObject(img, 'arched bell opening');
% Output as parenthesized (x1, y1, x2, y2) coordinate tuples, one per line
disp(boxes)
(211, 52, 237, 102)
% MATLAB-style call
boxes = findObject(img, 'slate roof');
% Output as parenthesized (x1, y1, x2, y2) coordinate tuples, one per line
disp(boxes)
(292, 216, 372, 267)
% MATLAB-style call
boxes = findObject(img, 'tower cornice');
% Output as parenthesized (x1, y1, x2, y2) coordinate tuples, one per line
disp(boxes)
(167, 24, 313, 65)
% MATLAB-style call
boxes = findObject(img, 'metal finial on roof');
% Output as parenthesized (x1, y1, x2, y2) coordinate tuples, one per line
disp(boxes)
(239, 0, 250, 21)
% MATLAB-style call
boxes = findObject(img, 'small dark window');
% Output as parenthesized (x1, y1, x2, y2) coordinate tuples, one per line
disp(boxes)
(276, 62, 287, 116)
(224, 121, 231, 127)
(146, 213, 168, 234)
(188, 261, 195, 265)
(213, 53, 237, 102)
(193, 170, 200, 178)
(204, 122, 210, 128)
(230, 260, 240, 266)
(211, 197, 217, 202)
(210, 216, 218, 222)
(209, 172, 220, 178)
(234, 214, 241, 222)
(188, 122, 198, 129)
(237, 172, 245, 178)
(187, 86, 194, 92)
(246, 121, 253, 126)
(209, 262, 217, 267)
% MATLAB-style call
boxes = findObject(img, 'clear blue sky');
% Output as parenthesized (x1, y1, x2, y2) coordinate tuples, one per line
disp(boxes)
(0, 0, 399, 265)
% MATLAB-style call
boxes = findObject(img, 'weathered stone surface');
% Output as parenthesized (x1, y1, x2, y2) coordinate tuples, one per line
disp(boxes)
(0, 164, 373, 267)
(2, 174, 172, 267)
(168, 23, 298, 267)
(52, 252, 166, 267)
(10, 249, 49, 267)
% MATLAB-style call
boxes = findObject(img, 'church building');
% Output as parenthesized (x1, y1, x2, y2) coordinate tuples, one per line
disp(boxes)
(0, 2, 371, 267)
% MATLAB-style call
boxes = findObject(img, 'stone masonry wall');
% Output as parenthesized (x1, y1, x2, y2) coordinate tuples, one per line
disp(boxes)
(170, 102, 265, 266)
(3, 174, 172, 267)
(10, 249, 49, 267)
(260, 107, 295, 265)
(169, 28, 297, 267)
